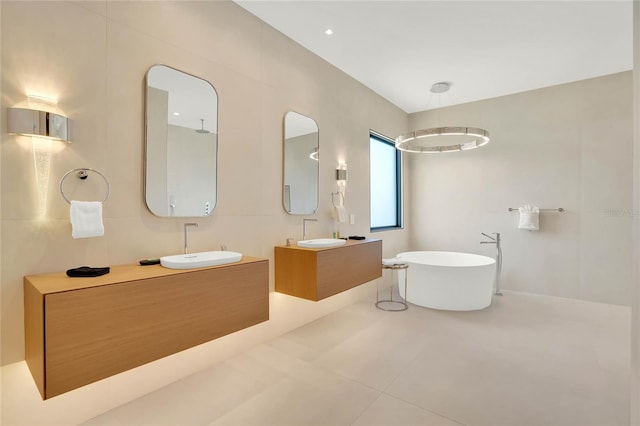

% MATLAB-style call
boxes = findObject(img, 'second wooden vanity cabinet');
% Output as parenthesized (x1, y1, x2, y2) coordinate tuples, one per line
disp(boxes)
(274, 238, 382, 301)
(24, 257, 268, 399)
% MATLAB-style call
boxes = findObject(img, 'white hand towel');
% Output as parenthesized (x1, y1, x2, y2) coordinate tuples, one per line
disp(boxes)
(70, 200, 104, 239)
(335, 205, 347, 223)
(382, 257, 407, 266)
(518, 204, 539, 231)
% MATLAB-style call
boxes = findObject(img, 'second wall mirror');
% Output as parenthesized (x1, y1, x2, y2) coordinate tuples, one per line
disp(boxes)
(283, 111, 319, 215)
(145, 64, 218, 217)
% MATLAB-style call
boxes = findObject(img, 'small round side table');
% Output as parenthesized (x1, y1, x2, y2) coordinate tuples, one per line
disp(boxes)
(376, 260, 409, 312)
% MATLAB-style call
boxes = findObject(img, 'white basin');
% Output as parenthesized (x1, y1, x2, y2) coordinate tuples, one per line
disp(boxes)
(160, 251, 243, 269)
(296, 238, 347, 249)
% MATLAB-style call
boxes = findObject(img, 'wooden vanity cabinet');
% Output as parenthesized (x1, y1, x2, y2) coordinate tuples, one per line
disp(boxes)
(24, 257, 268, 399)
(274, 239, 382, 301)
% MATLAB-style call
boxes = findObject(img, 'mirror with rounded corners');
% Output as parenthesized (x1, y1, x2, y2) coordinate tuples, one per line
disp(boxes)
(145, 64, 218, 217)
(283, 111, 319, 215)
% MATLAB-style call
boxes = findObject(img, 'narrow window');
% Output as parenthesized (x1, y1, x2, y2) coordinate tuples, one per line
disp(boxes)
(370, 132, 402, 230)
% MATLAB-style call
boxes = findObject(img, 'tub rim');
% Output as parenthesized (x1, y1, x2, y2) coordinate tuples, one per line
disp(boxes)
(397, 250, 495, 268)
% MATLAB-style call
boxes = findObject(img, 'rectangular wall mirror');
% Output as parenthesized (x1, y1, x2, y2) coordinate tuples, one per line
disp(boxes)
(145, 65, 218, 217)
(283, 111, 319, 215)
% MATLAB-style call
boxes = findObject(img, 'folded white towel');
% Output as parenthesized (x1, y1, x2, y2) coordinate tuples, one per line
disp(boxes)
(70, 200, 104, 239)
(335, 205, 347, 223)
(518, 204, 539, 231)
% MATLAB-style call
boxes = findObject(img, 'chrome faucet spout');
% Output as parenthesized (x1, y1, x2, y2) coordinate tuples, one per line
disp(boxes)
(184, 222, 198, 254)
(302, 218, 318, 240)
(481, 232, 495, 241)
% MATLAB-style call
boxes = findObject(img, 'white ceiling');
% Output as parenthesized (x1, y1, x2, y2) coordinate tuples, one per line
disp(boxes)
(234, 0, 633, 113)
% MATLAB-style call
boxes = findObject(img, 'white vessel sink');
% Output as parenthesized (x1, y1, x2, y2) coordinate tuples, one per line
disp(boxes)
(160, 251, 243, 269)
(297, 238, 347, 249)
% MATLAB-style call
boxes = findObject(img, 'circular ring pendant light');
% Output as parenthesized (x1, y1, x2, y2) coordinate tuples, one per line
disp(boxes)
(395, 82, 490, 153)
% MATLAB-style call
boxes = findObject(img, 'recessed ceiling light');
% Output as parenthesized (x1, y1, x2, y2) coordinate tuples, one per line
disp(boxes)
(173, 112, 180, 116)
(325, 29, 333, 36)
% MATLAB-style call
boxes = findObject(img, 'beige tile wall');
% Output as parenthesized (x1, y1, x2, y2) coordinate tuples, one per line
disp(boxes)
(2, 1, 634, 423)
(632, 2, 639, 423)
(408, 72, 633, 306)
(0, 2, 408, 423)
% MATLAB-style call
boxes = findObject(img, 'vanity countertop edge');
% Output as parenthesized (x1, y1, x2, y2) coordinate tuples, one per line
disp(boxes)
(24, 255, 268, 295)
(274, 238, 381, 251)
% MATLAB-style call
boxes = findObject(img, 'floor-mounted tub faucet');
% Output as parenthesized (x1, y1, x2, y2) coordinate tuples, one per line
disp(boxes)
(302, 218, 318, 240)
(480, 232, 503, 296)
(184, 222, 198, 254)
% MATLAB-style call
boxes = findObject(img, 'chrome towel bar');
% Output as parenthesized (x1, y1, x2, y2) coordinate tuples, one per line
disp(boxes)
(508, 207, 563, 212)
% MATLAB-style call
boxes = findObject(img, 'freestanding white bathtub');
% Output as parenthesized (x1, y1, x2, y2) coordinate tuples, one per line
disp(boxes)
(396, 251, 496, 311)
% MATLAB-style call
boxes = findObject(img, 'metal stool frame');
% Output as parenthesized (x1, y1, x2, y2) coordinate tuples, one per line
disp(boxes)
(376, 263, 409, 312)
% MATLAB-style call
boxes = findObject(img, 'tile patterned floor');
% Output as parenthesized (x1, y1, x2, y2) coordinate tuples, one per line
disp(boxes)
(84, 290, 630, 426)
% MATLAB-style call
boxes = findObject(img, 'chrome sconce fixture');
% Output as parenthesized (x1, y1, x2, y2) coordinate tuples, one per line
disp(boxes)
(336, 162, 347, 189)
(7, 96, 72, 217)
(8, 107, 73, 142)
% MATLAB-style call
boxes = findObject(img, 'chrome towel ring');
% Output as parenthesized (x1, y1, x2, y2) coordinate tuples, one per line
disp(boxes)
(60, 168, 111, 204)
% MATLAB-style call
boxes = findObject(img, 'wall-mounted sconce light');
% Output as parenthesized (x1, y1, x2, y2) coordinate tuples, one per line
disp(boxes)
(336, 162, 348, 186)
(8, 96, 72, 217)
(8, 107, 73, 142)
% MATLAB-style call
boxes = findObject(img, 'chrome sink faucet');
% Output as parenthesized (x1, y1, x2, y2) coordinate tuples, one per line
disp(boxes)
(184, 222, 198, 254)
(302, 218, 317, 240)
(480, 232, 502, 296)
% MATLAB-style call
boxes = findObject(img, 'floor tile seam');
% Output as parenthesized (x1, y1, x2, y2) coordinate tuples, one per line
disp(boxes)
(203, 387, 284, 425)
(305, 337, 430, 393)
(379, 388, 469, 426)
(111, 379, 271, 426)
(256, 344, 349, 378)
(257, 339, 325, 371)
(308, 336, 420, 367)
(300, 358, 391, 393)
(324, 306, 436, 342)
(381, 368, 471, 426)
(285, 319, 399, 362)
(229, 353, 307, 385)
(199, 360, 296, 424)
(167, 360, 280, 405)
(211, 368, 381, 426)
(340, 316, 401, 342)
(204, 376, 290, 425)
(347, 388, 385, 426)
(237, 346, 383, 397)
(81, 410, 127, 426)
(265, 321, 377, 361)
(381, 340, 438, 384)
